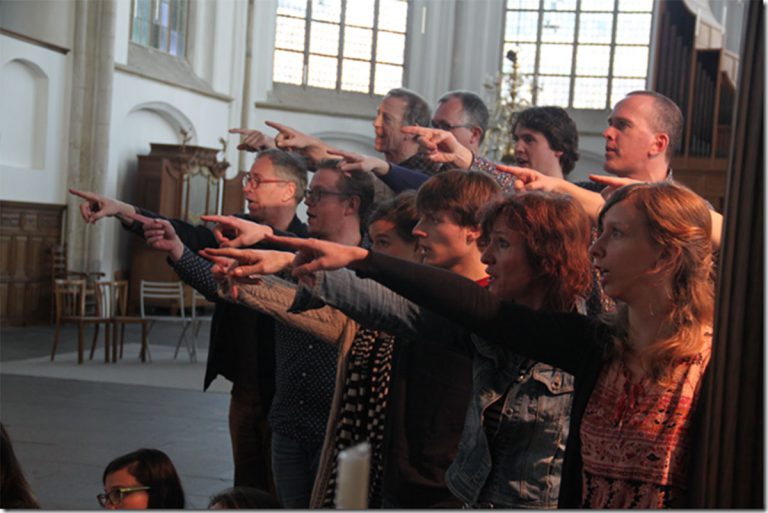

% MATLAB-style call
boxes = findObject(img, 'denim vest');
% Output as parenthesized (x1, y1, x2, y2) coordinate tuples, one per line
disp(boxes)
(446, 335, 574, 508)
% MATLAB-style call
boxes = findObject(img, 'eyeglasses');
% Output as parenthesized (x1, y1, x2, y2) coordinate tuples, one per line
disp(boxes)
(303, 188, 351, 203)
(97, 486, 151, 507)
(430, 120, 475, 132)
(242, 175, 291, 189)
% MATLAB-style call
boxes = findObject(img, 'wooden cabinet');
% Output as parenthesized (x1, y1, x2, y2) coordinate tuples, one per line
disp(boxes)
(0, 201, 65, 325)
(128, 143, 244, 311)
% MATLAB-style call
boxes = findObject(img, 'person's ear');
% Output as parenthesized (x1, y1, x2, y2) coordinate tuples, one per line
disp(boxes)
(465, 224, 482, 246)
(281, 182, 297, 203)
(649, 133, 669, 159)
(651, 244, 678, 275)
(470, 127, 484, 146)
(345, 194, 361, 216)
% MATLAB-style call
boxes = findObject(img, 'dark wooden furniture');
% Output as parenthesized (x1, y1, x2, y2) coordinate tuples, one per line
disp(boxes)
(128, 143, 243, 311)
(653, 0, 739, 212)
(0, 201, 66, 325)
(52, 279, 111, 364)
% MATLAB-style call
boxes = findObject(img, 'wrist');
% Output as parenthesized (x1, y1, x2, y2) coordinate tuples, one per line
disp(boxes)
(376, 163, 391, 177)
(169, 241, 185, 262)
(116, 205, 137, 224)
(456, 148, 473, 170)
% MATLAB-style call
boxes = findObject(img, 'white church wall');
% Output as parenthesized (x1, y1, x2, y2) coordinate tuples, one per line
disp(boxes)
(0, 35, 69, 205)
(0, 0, 75, 50)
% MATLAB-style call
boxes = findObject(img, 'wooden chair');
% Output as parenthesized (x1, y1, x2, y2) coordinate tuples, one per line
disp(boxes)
(49, 244, 105, 321)
(109, 280, 150, 363)
(52, 279, 110, 364)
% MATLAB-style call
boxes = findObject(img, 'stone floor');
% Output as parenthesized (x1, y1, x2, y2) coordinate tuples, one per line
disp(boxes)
(1, 322, 234, 510)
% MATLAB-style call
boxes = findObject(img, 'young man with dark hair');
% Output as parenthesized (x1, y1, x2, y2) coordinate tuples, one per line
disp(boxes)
(512, 106, 580, 178)
(288, 170, 501, 507)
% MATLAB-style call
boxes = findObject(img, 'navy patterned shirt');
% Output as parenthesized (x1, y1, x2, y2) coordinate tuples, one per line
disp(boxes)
(171, 246, 338, 443)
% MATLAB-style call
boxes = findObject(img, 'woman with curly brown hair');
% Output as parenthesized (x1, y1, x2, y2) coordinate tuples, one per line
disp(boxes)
(274, 181, 714, 508)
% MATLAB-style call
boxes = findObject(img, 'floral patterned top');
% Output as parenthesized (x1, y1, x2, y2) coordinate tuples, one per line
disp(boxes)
(580, 341, 712, 508)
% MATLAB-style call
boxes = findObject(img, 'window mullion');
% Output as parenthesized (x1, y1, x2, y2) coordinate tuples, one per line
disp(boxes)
(337, 0, 347, 91)
(568, 1, 581, 108)
(532, 0, 544, 105)
(369, 0, 381, 95)
(606, 0, 620, 110)
(302, 0, 313, 87)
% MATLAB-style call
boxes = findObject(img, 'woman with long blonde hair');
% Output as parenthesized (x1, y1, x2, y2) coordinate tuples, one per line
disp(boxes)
(269, 181, 715, 508)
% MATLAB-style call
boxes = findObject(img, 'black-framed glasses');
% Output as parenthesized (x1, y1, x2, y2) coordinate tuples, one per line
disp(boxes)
(97, 486, 151, 507)
(303, 188, 350, 203)
(241, 174, 291, 189)
(430, 120, 475, 132)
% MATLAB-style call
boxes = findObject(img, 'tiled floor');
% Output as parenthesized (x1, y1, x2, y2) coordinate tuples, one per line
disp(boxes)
(1, 323, 234, 510)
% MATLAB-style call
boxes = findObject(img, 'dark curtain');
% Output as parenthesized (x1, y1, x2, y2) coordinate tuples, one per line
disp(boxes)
(688, 1, 764, 507)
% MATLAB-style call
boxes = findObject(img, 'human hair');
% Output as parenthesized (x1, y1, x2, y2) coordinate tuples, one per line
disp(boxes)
(258, 148, 308, 203)
(598, 181, 714, 383)
(437, 90, 490, 143)
(102, 448, 185, 509)
(208, 486, 282, 509)
(1, 423, 40, 509)
(479, 191, 593, 312)
(385, 88, 431, 127)
(626, 90, 684, 161)
(512, 106, 580, 175)
(315, 159, 376, 226)
(367, 190, 419, 245)
(416, 170, 501, 227)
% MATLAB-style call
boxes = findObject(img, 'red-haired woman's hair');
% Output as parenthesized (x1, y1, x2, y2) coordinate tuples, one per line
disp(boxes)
(479, 191, 593, 312)
(598, 181, 715, 382)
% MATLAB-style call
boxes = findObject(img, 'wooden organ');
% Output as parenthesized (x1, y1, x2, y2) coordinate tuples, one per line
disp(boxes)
(653, 0, 739, 212)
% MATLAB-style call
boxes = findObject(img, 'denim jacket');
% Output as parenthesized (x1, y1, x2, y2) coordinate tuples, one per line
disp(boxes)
(290, 269, 574, 508)
(448, 337, 573, 508)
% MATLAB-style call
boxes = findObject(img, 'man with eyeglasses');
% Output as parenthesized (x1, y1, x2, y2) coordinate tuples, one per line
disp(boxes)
(160, 159, 374, 507)
(70, 149, 309, 498)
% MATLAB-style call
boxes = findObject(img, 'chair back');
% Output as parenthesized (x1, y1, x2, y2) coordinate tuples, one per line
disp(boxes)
(50, 245, 68, 280)
(191, 290, 214, 321)
(140, 280, 187, 319)
(54, 279, 86, 319)
(93, 281, 129, 318)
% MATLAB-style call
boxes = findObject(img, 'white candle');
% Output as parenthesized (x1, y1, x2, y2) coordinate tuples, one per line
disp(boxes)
(335, 442, 371, 509)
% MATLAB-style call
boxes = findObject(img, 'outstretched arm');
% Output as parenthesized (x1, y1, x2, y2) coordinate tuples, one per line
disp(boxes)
(266, 120, 338, 167)
(200, 215, 275, 248)
(264, 234, 369, 286)
(497, 165, 607, 222)
(400, 126, 474, 169)
(588, 174, 723, 249)
(69, 188, 137, 225)
(268, 233, 605, 373)
(229, 128, 276, 152)
(289, 268, 470, 350)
